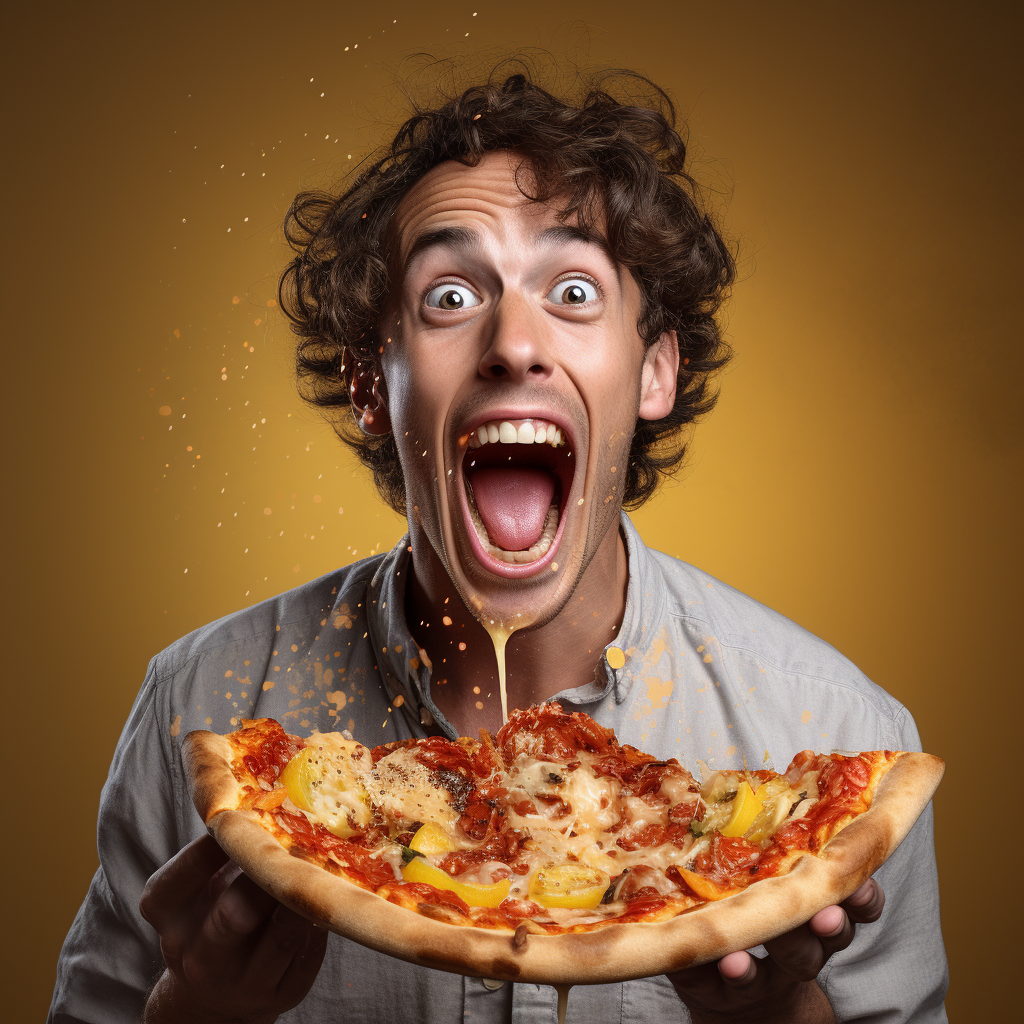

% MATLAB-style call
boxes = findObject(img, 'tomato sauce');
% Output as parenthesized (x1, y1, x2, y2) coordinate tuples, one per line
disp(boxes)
(272, 809, 396, 888)
(496, 704, 616, 762)
(438, 829, 523, 875)
(693, 835, 762, 888)
(615, 823, 690, 851)
(459, 799, 496, 840)
(498, 897, 543, 919)
(383, 881, 470, 916)
(616, 891, 670, 921)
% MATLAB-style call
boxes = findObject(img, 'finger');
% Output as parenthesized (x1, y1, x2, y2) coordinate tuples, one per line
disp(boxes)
(244, 902, 320, 990)
(809, 905, 847, 940)
(273, 917, 330, 1008)
(718, 950, 758, 987)
(842, 878, 885, 923)
(809, 905, 856, 956)
(141, 835, 230, 932)
(764, 921, 835, 982)
(667, 959, 732, 1000)
(191, 870, 279, 968)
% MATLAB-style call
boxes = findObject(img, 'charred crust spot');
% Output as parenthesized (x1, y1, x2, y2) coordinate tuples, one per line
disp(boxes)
(489, 958, 521, 978)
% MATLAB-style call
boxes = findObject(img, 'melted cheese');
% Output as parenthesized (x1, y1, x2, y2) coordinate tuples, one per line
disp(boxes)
(289, 733, 373, 835)
(484, 622, 514, 725)
(366, 748, 459, 828)
(494, 749, 706, 886)
(561, 762, 621, 831)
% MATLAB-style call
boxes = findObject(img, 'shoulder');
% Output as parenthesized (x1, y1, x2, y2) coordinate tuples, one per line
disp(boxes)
(148, 556, 385, 685)
(647, 547, 904, 724)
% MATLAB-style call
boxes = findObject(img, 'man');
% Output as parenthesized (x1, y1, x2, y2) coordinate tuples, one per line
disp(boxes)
(49, 69, 947, 1023)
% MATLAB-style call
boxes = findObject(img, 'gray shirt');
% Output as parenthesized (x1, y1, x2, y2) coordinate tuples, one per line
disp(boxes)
(49, 515, 948, 1022)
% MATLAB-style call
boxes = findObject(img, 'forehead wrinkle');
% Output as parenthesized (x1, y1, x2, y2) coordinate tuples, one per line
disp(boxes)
(399, 219, 621, 285)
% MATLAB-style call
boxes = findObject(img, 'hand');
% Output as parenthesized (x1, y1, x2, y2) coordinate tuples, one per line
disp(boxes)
(139, 834, 329, 1024)
(668, 879, 885, 1024)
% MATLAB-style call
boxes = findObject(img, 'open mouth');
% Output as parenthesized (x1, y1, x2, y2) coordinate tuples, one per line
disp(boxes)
(456, 417, 577, 577)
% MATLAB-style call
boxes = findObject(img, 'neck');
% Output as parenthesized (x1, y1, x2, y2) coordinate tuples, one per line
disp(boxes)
(404, 519, 629, 736)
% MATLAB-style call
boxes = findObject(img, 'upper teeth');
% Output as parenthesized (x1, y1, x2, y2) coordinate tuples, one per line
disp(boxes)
(466, 419, 566, 449)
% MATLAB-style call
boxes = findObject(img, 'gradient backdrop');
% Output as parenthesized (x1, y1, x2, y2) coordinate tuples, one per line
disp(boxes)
(6, 2, 1021, 1019)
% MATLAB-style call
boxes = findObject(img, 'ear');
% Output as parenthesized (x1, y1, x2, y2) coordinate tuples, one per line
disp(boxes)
(347, 356, 392, 435)
(637, 331, 679, 421)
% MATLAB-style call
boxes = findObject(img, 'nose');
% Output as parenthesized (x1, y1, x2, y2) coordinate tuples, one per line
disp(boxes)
(478, 291, 554, 382)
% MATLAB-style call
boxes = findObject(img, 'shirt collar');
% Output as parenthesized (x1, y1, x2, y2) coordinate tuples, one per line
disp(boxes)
(547, 513, 668, 707)
(356, 512, 667, 734)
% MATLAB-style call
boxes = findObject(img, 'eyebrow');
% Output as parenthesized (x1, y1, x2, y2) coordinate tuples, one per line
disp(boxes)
(536, 225, 619, 276)
(403, 226, 479, 274)
(402, 223, 620, 280)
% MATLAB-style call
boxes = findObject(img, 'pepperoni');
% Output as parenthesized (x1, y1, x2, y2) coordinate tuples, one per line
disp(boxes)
(572, 715, 616, 753)
(497, 897, 543, 926)
(631, 761, 683, 796)
(785, 749, 820, 785)
(817, 756, 871, 803)
(373, 736, 478, 776)
(665, 865, 695, 894)
(471, 744, 504, 776)
(415, 740, 476, 776)
(458, 800, 495, 840)
(236, 719, 302, 786)
(438, 831, 523, 875)
(770, 820, 813, 850)
(693, 835, 762, 887)
(616, 892, 669, 921)
(496, 702, 616, 762)
(668, 801, 698, 828)
(615, 822, 691, 851)
(477, 781, 510, 803)
(591, 745, 659, 784)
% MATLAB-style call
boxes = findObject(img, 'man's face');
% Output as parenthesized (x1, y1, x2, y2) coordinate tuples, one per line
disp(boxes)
(379, 150, 675, 628)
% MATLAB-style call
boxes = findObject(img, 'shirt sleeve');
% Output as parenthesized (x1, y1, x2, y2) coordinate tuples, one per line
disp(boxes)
(818, 707, 948, 1023)
(48, 660, 180, 1023)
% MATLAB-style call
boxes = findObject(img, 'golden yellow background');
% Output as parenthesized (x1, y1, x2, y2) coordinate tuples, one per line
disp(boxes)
(6, 2, 1020, 1019)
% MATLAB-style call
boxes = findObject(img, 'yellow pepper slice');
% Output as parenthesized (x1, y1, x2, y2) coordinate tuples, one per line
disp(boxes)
(409, 822, 457, 856)
(529, 865, 610, 909)
(280, 745, 369, 838)
(720, 781, 766, 838)
(401, 855, 511, 908)
(280, 748, 322, 812)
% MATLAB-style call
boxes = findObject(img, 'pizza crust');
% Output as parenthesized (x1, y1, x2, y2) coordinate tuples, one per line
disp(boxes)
(183, 730, 943, 985)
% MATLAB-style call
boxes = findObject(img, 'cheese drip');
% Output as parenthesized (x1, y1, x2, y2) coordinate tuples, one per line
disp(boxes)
(483, 619, 514, 725)
(555, 983, 572, 1024)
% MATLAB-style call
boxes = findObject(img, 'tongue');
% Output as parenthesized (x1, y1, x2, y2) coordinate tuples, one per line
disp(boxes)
(468, 466, 557, 551)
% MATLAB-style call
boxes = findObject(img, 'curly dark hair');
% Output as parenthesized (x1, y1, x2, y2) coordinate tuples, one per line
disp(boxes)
(279, 61, 735, 514)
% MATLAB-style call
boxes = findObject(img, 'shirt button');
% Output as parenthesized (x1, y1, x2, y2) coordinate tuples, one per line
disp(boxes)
(482, 978, 504, 991)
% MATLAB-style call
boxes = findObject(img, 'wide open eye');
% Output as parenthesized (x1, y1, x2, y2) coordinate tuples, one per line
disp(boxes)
(424, 283, 481, 311)
(546, 276, 599, 306)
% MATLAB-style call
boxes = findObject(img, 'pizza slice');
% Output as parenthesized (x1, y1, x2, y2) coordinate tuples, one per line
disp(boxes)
(183, 702, 943, 985)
